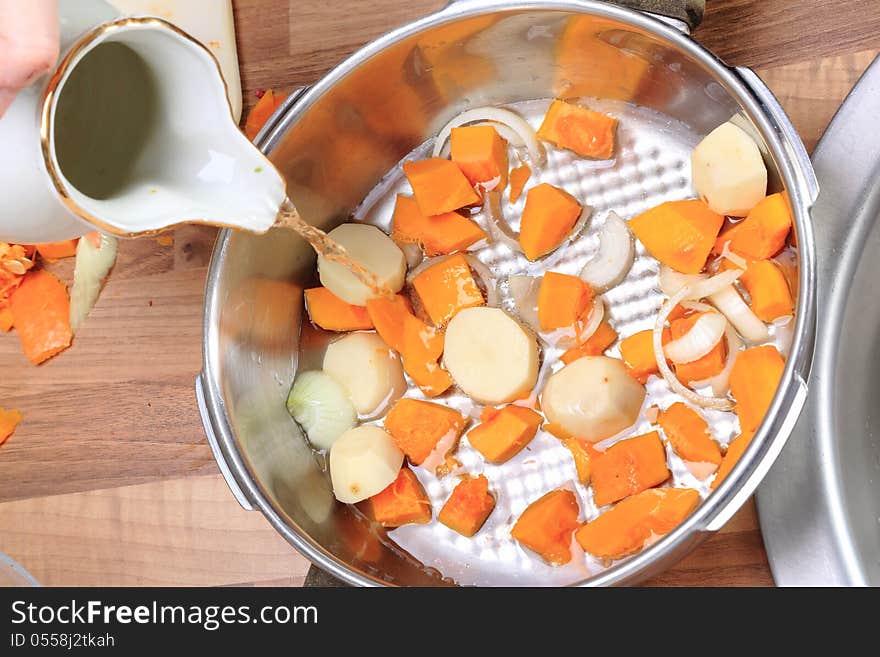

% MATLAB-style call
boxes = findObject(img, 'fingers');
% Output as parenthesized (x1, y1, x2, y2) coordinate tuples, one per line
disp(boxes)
(0, 0, 60, 113)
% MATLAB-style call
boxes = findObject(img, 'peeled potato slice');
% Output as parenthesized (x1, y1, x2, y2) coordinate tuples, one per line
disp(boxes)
(541, 356, 645, 442)
(443, 307, 539, 404)
(691, 122, 767, 217)
(318, 223, 406, 305)
(329, 426, 404, 503)
(323, 332, 406, 416)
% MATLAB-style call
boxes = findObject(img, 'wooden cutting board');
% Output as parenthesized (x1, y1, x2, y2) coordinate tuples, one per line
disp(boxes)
(0, 0, 877, 587)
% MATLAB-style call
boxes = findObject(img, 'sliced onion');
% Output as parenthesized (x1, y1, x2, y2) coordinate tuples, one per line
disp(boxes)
(664, 311, 727, 364)
(684, 269, 744, 301)
(718, 241, 748, 270)
(653, 285, 735, 410)
(69, 233, 118, 332)
(432, 106, 545, 165)
(658, 265, 705, 297)
(481, 191, 524, 254)
(689, 325, 743, 396)
(540, 298, 604, 349)
(772, 315, 795, 357)
(406, 254, 498, 307)
(400, 242, 423, 269)
(708, 285, 770, 344)
(475, 175, 502, 194)
(505, 274, 540, 332)
(680, 300, 713, 313)
(579, 211, 634, 292)
(287, 371, 357, 450)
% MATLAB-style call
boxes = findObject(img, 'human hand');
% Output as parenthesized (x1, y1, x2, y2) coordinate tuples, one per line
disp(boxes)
(0, 0, 59, 117)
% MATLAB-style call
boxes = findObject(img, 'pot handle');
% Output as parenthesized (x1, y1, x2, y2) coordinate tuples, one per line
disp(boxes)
(195, 375, 255, 512)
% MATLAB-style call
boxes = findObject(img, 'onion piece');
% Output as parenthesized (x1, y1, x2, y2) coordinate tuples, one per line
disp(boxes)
(432, 106, 545, 165)
(680, 300, 713, 313)
(658, 265, 705, 297)
(684, 268, 744, 301)
(287, 371, 357, 450)
(664, 311, 727, 364)
(69, 233, 118, 332)
(400, 242, 423, 269)
(653, 285, 735, 410)
(505, 274, 540, 332)
(718, 241, 748, 270)
(579, 211, 635, 292)
(689, 325, 743, 396)
(708, 285, 770, 344)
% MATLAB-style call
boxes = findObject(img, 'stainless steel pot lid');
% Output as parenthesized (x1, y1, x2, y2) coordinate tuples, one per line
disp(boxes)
(757, 55, 880, 586)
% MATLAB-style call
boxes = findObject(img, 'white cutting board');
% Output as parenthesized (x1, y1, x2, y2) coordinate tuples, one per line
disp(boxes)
(107, 0, 243, 121)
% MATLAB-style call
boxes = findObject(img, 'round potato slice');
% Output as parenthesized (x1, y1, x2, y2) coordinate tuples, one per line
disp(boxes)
(541, 356, 645, 442)
(443, 307, 539, 404)
(691, 121, 767, 217)
(323, 332, 406, 416)
(329, 425, 404, 503)
(318, 223, 406, 305)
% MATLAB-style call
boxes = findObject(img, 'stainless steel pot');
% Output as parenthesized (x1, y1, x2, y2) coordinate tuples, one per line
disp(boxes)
(198, 0, 818, 586)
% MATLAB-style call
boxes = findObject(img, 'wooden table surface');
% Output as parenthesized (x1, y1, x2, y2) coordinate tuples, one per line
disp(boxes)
(1, 0, 877, 587)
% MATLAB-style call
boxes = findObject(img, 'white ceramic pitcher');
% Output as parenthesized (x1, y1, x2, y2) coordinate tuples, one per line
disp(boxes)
(0, 0, 286, 244)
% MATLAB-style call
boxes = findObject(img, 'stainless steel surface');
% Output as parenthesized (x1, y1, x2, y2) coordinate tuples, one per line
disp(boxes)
(200, 0, 817, 586)
(757, 55, 880, 587)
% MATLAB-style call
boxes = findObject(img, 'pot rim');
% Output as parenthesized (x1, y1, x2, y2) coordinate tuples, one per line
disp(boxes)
(202, 0, 817, 586)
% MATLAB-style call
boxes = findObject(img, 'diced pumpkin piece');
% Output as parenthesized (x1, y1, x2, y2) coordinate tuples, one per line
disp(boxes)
(9, 270, 72, 365)
(729, 345, 785, 434)
(560, 320, 618, 364)
(384, 398, 466, 466)
(575, 487, 700, 559)
(450, 125, 509, 189)
(518, 183, 582, 261)
(467, 404, 542, 463)
(509, 163, 532, 203)
(740, 259, 793, 322)
(629, 200, 724, 274)
(670, 312, 726, 384)
(403, 158, 481, 216)
(366, 295, 454, 397)
(619, 328, 670, 383)
(511, 488, 582, 565)
(537, 99, 617, 159)
(537, 271, 592, 331)
(563, 438, 592, 484)
(657, 402, 722, 477)
(411, 253, 485, 325)
(714, 193, 792, 260)
(390, 195, 487, 256)
(438, 474, 496, 537)
(0, 406, 23, 446)
(303, 287, 373, 331)
(245, 89, 287, 140)
(34, 240, 78, 260)
(369, 467, 432, 527)
(590, 431, 670, 506)
(710, 430, 755, 490)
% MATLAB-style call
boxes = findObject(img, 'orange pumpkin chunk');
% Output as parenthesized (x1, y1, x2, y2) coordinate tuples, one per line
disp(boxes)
(537, 271, 593, 332)
(245, 89, 287, 140)
(629, 200, 724, 274)
(366, 295, 453, 397)
(0, 406, 23, 446)
(657, 402, 722, 477)
(714, 193, 792, 260)
(729, 345, 785, 434)
(563, 438, 592, 484)
(438, 474, 496, 537)
(384, 398, 467, 466)
(509, 164, 532, 203)
(10, 270, 72, 365)
(511, 488, 582, 565)
(450, 125, 509, 189)
(411, 253, 485, 325)
(537, 99, 617, 159)
(390, 195, 486, 256)
(403, 158, 481, 216)
(590, 431, 670, 506)
(467, 404, 543, 463)
(710, 430, 755, 490)
(560, 320, 618, 364)
(34, 240, 78, 260)
(619, 328, 670, 383)
(740, 259, 793, 322)
(670, 312, 726, 384)
(370, 467, 432, 527)
(304, 287, 373, 331)
(518, 183, 582, 261)
(575, 487, 700, 559)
